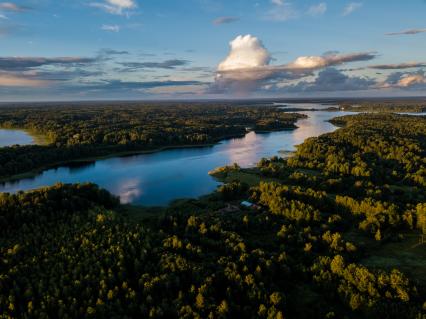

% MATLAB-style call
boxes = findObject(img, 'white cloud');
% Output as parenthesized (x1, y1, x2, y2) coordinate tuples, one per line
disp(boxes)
(213, 34, 376, 94)
(101, 24, 120, 32)
(308, 3, 327, 16)
(287, 56, 328, 69)
(107, 0, 135, 9)
(397, 74, 426, 87)
(287, 53, 375, 70)
(218, 35, 270, 72)
(90, 0, 136, 15)
(271, 0, 284, 5)
(343, 2, 362, 16)
(380, 70, 426, 89)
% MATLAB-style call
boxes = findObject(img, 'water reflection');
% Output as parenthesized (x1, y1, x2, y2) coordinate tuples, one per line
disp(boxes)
(0, 129, 34, 147)
(0, 106, 355, 206)
(222, 131, 266, 166)
(291, 111, 342, 145)
(67, 161, 96, 173)
(114, 179, 143, 204)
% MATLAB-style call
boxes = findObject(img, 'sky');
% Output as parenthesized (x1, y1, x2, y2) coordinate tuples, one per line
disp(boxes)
(0, 0, 426, 101)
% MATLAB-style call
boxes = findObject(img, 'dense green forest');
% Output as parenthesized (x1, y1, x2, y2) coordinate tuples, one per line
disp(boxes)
(0, 103, 304, 179)
(336, 101, 426, 113)
(1, 112, 425, 318)
(276, 100, 426, 113)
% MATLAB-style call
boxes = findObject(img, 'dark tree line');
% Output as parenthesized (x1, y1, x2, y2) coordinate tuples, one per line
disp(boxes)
(337, 101, 426, 113)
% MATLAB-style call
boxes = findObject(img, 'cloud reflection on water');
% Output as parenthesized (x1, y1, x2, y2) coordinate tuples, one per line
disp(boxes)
(222, 131, 265, 166)
(114, 178, 142, 204)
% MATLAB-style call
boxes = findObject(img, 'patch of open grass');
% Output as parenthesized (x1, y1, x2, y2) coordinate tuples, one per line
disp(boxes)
(122, 194, 226, 223)
(119, 204, 165, 225)
(343, 227, 426, 286)
(360, 232, 426, 286)
(295, 168, 321, 176)
(213, 168, 281, 186)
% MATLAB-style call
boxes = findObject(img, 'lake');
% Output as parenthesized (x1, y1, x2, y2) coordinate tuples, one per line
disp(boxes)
(0, 105, 355, 205)
(0, 129, 35, 147)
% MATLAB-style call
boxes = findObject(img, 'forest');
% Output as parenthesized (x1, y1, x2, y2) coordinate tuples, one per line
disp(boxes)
(0, 103, 304, 180)
(275, 99, 426, 113)
(336, 101, 426, 113)
(0, 111, 425, 318)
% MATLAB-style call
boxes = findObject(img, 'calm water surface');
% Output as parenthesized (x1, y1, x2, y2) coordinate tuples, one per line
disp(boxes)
(0, 106, 355, 205)
(0, 129, 34, 147)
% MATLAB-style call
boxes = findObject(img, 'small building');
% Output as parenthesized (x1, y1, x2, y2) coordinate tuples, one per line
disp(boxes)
(240, 201, 254, 208)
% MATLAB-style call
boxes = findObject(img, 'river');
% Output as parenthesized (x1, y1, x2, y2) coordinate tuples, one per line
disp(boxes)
(0, 105, 355, 205)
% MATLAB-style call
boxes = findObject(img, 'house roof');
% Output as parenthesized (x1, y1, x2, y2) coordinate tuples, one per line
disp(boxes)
(240, 201, 253, 207)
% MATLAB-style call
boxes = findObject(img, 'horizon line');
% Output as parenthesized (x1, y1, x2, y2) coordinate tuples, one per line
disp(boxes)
(1, 95, 426, 105)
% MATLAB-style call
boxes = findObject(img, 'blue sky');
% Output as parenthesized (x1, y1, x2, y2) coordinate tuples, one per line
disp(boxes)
(1, 0, 426, 101)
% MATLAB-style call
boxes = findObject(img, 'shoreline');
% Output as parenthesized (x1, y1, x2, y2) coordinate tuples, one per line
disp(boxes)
(0, 126, 298, 185)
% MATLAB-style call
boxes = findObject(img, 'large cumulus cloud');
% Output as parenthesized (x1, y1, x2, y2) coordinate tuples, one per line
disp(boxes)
(211, 34, 376, 94)
(218, 35, 271, 72)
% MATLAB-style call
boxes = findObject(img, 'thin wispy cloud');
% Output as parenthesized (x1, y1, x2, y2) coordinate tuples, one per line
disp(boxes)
(119, 59, 190, 70)
(101, 24, 120, 32)
(88, 79, 206, 91)
(212, 16, 239, 25)
(0, 1, 30, 19)
(90, 0, 137, 15)
(386, 28, 426, 36)
(0, 25, 19, 37)
(368, 62, 426, 70)
(0, 72, 50, 87)
(308, 3, 327, 16)
(0, 2, 30, 12)
(98, 49, 129, 55)
(0, 57, 96, 71)
(342, 2, 362, 16)
(265, 0, 299, 21)
(0, 53, 106, 90)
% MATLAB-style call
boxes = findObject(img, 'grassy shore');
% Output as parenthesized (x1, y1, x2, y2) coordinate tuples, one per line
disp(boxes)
(24, 129, 50, 145)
